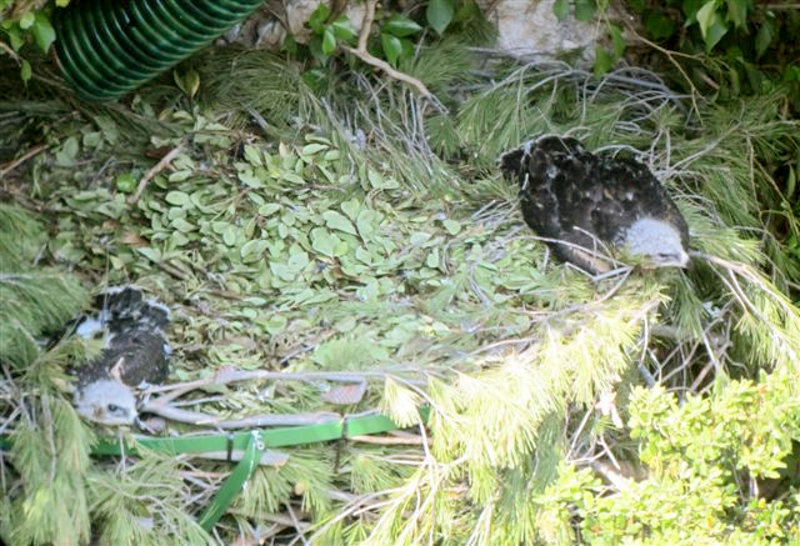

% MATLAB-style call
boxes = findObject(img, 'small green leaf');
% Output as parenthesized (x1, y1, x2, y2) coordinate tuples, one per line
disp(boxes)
(341, 198, 361, 220)
(609, 24, 625, 58)
(356, 210, 377, 240)
(574, 0, 597, 21)
(783, 65, 800, 83)
(55, 136, 79, 167)
(241, 239, 268, 259)
(302, 143, 328, 156)
(223, 225, 237, 246)
(785, 165, 796, 200)
(427, 0, 454, 35)
(399, 38, 415, 62)
(238, 167, 265, 188)
(115, 172, 136, 193)
(243, 145, 263, 166)
(410, 232, 431, 245)
(19, 12, 35, 29)
(383, 14, 423, 37)
(31, 13, 56, 52)
(282, 33, 299, 55)
(442, 219, 461, 235)
(696, 1, 719, 39)
(308, 4, 330, 34)
(138, 247, 162, 262)
(426, 248, 440, 268)
(20, 59, 32, 82)
(307, 37, 328, 65)
(262, 314, 287, 335)
(367, 169, 400, 189)
(322, 26, 336, 56)
(754, 20, 774, 60)
(553, 0, 569, 20)
(258, 203, 281, 216)
(331, 15, 357, 41)
(645, 12, 677, 40)
(311, 227, 339, 257)
(171, 217, 195, 233)
(367, 169, 384, 189)
(381, 33, 404, 66)
(594, 46, 614, 78)
(165, 191, 190, 206)
(7, 26, 23, 51)
(682, 0, 703, 24)
(704, 18, 728, 50)
(323, 210, 357, 235)
(167, 170, 192, 182)
(724, 0, 748, 28)
(183, 69, 201, 99)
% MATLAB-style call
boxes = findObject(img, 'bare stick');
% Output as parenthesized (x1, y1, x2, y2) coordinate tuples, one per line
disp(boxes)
(0, 144, 48, 179)
(343, 0, 433, 98)
(589, 460, 633, 491)
(139, 399, 341, 429)
(145, 366, 426, 401)
(349, 434, 430, 446)
(129, 144, 183, 204)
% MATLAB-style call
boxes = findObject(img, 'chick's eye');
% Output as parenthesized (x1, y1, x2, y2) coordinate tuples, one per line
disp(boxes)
(107, 404, 121, 413)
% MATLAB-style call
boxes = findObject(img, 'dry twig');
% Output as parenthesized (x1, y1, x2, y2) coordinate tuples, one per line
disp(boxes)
(139, 399, 341, 429)
(129, 144, 184, 204)
(0, 144, 48, 180)
(342, 0, 433, 98)
(349, 434, 430, 445)
(145, 366, 426, 401)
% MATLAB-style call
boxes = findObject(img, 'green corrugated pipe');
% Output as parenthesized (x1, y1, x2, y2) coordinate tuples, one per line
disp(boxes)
(53, 0, 265, 100)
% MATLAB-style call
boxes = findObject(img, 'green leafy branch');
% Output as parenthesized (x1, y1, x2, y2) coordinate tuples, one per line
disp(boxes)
(0, 1, 61, 81)
(306, 0, 435, 98)
(301, 0, 461, 98)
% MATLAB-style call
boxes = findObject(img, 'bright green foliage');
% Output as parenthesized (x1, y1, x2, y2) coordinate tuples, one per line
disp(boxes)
(631, 1, 800, 107)
(538, 370, 800, 544)
(305, 3, 358, 64)
(381, 14, 422, 67)
(0, 0, 61, 81)
(88, 456, 214, 545)
(556, 1, 800, 111)
(427, 0, 455, 34)
(5, 395, 94, 546)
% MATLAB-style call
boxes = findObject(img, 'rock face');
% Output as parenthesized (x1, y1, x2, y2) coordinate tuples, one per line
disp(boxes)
(479, 0, 602, 62)
(221, 0, 608, 63)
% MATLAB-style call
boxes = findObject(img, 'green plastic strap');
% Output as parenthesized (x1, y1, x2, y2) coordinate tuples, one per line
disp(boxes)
(90, 408, 430, 457)
(0, 408, 431, 529)
(197, 430, 265, 531)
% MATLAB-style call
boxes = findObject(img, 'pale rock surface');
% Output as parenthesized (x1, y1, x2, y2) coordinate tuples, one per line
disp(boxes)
(478, 0, 601, 61)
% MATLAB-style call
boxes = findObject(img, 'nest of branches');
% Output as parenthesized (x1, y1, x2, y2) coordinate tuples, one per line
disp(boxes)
(2, 44, 800, 544)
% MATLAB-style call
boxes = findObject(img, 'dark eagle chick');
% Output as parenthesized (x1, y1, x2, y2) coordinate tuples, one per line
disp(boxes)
(72, 286, 170, 426)
(499, 136, 690, 274)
